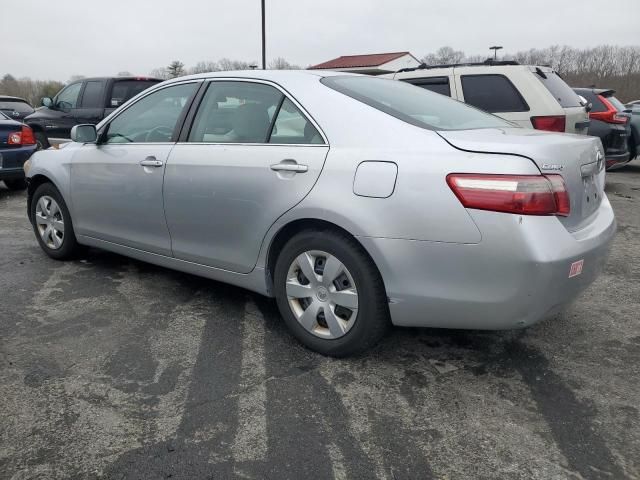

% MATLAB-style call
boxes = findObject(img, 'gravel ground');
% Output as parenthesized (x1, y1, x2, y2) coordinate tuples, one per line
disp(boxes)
(1, 161, 639, 480)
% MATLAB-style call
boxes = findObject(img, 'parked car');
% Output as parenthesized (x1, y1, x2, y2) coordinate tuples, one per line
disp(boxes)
(25, 71, 615, 356)
(385, 60, 590, 134)
(574, 88, 632, 169)
(25, 76, 161, 149)
(0, 96, 35, 121)
(626, 102, 640, 160)
(0, 111, 37, 190)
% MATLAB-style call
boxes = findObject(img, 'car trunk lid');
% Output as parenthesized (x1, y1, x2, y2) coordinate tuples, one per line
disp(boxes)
(438, 127, 605, 232)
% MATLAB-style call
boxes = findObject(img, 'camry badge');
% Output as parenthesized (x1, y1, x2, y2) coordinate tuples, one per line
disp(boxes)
(541, 163, 564, 171)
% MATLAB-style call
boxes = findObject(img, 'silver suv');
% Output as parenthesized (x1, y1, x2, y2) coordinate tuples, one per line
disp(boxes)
(387, 61, 589, 134)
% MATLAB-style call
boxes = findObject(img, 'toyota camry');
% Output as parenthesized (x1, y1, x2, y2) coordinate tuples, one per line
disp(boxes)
(24, 71, 616, 356)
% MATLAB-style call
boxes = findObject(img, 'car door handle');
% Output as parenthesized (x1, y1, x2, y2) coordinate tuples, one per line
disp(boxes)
(270, 161, 308, 173)
(140, 157, 163, 167)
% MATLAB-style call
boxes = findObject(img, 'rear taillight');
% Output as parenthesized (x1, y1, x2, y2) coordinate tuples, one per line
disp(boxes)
(589, 96, 628, 124)
(530, 115, 566, 132)
(447, 173, 570, 217)
(7, 125, 36, 146)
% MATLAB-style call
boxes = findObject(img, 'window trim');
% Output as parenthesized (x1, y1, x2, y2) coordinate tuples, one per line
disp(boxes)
(459, 74, 530, 113)
(97, 80, 203, 145)
(179, 78, 329, 147)
(54, 81, 84, 110)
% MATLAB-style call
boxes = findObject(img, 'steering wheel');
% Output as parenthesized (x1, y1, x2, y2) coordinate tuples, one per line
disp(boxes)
(145, 125, 174, 142)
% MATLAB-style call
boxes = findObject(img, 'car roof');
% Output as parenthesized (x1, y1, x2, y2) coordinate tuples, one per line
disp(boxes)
(0, 95, 30, 103)
(66, 76, 163, 84)
(161, 69, 356, 85)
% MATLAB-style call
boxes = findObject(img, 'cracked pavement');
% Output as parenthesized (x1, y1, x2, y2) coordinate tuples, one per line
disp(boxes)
(1, 161, 639, 479)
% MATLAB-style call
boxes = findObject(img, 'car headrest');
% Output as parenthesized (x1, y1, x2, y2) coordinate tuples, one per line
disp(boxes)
(233, 103, 270, 142)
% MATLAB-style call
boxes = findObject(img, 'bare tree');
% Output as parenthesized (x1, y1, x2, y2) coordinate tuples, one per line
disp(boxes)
(149, 67, 169, 80)
(166, 61, 185, 78)
(268, 57, 300, 70)
(189, 61, 219, 74)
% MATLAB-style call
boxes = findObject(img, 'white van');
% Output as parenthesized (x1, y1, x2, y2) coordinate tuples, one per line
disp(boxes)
(386, 61, 589, 134)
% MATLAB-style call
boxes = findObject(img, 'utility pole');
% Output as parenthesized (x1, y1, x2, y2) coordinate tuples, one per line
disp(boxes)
(261, 0, 266, 69)
(489, 46, 503, 60)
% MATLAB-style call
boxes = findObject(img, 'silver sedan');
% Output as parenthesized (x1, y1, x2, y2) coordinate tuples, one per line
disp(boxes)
(24, 71, 616, 356)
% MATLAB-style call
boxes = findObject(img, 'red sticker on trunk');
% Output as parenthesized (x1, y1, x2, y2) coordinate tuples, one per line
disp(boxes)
(569, 259, 584, 278)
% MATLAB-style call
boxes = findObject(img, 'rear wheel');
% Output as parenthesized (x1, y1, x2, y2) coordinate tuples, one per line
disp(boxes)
(3, 179, 27, 190)
(34, 131, 50, 150)
(274, 229, 389, 357)
(30, 183, 80, 260)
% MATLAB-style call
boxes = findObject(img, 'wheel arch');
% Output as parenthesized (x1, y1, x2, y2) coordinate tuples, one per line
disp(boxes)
(27, 174, 61, 221)
(264, 218, 388, 298)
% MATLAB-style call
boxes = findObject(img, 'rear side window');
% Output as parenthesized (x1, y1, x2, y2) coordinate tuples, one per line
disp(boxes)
(270, 98, 323, 144)
(0, 100, 33, 113)
(534, 70, 581, 108)
(461, 75, 529, 113)
(80, 81, 104, 108)
(402, 77, 451, 97)
(577, 90, 606, 112)
(110, 80, 159, 108)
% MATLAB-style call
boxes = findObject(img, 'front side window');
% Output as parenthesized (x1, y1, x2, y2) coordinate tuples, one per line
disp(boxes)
(188, 81, 282, 143)
(55, 82, 82, 110)
(321, 76, 513, 131)
(461, 74, 529, 113)
(104, 83, 196, 144)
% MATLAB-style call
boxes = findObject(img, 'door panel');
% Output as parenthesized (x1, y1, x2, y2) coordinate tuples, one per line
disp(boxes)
(164, 144, 328, 273)
(71, 144, 174, 255)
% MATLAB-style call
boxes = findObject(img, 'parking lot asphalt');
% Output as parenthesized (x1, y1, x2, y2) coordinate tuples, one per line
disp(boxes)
(1, 162, 639, 480)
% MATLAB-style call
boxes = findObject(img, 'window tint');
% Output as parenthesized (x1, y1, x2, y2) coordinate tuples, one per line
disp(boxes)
(461, 75, 529, 113)
(403, 77, 451, 97)
(188, 81, 282, 143)
(576, 90, 606, 112)
(55, 82, 82, 109)
(321, 76, 513, 131)
(80, 81, 104, 108)
(109, 80, 159, 108)
(270, 98, 322, 144)
(534, 70, 581, 108)
(0, 100, 34, 113)
(105, 83, 196, 144)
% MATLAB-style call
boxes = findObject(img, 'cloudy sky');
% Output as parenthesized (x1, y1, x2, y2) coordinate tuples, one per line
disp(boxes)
(2, 0, 639, 81)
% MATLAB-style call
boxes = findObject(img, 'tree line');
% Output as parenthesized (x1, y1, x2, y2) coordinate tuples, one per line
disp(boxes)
(1, 46, 639, 105)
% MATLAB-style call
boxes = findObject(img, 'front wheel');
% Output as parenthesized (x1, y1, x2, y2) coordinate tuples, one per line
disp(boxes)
(274, 229, 389, 357)
(30, 183, 80, 260)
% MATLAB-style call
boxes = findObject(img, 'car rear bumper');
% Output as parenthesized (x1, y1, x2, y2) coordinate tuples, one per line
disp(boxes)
(0, 145, 36, 180)
(358, 195, 616, 329)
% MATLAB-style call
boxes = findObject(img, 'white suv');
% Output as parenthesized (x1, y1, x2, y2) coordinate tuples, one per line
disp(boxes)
(386, 61, 589, 134)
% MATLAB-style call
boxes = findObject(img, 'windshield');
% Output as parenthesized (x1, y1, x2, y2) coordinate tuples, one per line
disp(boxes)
(321, 76, 514, 131)
(534, 70, 582, 108)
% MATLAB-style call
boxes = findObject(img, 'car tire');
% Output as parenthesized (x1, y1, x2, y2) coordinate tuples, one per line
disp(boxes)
(274, 229, 389, 357)
(30, 183, 80, 260)
(3, 179, 27, 190)
(34, 131, 50, 150)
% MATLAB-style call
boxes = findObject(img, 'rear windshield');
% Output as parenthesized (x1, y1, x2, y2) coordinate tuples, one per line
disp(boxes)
(534, 70, 582, 108)
(0, 100, 34, 113)
(605, 95, 626, 112)
(321, 76, 514, 131)
(109, 80, 160, 108)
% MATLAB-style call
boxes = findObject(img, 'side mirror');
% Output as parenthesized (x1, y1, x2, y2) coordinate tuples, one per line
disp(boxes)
(70, 124, 97, 143)
(586, 102, 593, 113)
(41, 97, 53, 107)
